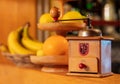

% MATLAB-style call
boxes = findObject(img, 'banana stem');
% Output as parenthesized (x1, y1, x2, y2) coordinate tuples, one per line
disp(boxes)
(23, 23, 32, 39)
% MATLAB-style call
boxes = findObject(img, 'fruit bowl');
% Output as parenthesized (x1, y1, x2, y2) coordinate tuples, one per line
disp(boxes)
(38, 22, 86, 36)
(30, 55, 68, 72)
(38, 22, 85, 31)
(1, 52, 40, 68)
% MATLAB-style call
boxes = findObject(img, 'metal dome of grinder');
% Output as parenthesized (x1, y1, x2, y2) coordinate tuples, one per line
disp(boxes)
(78, 15, 102, 37)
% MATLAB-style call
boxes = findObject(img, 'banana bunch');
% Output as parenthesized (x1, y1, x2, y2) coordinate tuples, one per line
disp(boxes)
(0, 23, 43, 56)
(7, 26, 35, 55)
(21, 24, 43, 51)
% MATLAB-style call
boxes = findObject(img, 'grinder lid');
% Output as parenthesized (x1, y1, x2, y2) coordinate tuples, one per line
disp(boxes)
(78, 17, 102, 37)
(78, 28, 102, 37)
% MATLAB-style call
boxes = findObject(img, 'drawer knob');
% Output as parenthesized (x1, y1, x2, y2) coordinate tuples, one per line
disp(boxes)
(79, 63, 87, 69)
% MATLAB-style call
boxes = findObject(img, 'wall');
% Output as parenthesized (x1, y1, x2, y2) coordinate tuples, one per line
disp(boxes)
(0, 0, 37, 44)
(0, 0, 37, 63)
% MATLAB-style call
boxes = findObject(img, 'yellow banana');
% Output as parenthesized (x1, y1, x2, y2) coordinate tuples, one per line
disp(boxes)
(0, 44, 9, 52)
(8, 44, 16, 54)
(36, 49, 45, 56)
(21, 23, 43, 51)
(7, 27, 35, 55)
(0, 43, 15, 54)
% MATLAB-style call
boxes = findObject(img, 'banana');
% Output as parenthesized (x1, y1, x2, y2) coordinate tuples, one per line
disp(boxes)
(7, 27, 35, 55)
(0, 44, 9, 52)
(36, 49, 45, 56)
(21, 23, 43, 51)
(8, 44, 16, 54)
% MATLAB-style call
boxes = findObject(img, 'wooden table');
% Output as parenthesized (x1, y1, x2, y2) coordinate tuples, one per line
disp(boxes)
(0, 52, 120, 84)
(0, 63, 120, 84)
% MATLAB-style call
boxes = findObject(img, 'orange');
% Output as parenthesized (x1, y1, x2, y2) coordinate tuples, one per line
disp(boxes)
(43, 35, 68, 56)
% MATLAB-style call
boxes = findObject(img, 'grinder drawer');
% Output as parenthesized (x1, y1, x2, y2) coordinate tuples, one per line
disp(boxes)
(69, 57, 98, 73)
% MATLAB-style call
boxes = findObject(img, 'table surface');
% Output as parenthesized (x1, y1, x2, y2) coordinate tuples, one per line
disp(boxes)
(0, 63, 120, 84)
(0, 53, 120, 84)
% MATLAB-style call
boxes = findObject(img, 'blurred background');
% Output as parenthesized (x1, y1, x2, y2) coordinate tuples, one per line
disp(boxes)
(0, 0, 120, 73)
